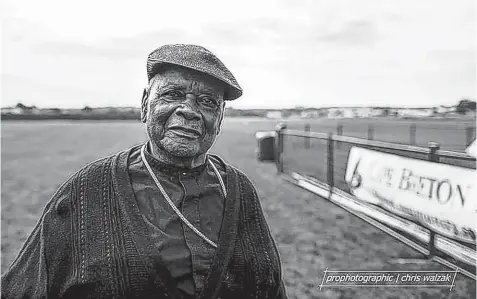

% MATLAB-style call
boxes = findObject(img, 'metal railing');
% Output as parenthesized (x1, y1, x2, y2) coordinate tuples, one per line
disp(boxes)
(273, 123, 476, 279)
(285, 121, 476, 151)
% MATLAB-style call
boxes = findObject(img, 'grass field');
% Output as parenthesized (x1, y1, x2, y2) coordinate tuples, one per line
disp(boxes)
(1, 117, 476, 299)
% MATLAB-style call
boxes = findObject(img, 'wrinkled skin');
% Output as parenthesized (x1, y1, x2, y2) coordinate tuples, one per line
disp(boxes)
(141, 66, 226, 169)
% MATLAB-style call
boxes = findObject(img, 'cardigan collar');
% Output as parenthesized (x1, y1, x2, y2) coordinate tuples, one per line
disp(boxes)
(111, 144, 241, 299)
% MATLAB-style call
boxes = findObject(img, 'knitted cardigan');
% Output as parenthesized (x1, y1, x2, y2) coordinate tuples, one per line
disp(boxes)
(1, 145, 287, 299)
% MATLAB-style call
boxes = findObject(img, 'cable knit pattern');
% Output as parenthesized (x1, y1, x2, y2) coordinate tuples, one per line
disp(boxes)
(1, 145, 287, 299)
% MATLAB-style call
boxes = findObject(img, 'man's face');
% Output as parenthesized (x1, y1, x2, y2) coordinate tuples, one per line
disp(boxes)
(141, 67, 225, 158)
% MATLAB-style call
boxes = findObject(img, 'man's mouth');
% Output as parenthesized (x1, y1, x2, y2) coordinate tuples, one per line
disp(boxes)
(168, 126, 202, 139)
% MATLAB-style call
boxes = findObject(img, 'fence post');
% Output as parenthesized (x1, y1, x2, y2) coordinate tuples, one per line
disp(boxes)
(304, 123, 310, 149)
(327, 132, 335, 199)
(368, 124, 374, 140)
(410, 123, 416, 145)
(337, 123, 343, 149)
(275, 123, 287, 174)
(466, 126, 474, 147)
(427, 142, 440, 258)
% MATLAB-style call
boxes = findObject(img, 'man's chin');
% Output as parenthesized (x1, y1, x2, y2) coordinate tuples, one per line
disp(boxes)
(160, 137, 201, 158)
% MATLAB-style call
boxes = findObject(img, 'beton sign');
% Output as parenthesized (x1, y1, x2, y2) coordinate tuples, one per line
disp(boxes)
(345, 147, 476, 244)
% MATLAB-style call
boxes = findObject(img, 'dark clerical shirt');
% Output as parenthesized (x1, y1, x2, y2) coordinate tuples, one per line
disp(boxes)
(127, 144, 226, 298)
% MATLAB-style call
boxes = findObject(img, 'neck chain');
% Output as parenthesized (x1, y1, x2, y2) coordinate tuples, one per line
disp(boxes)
(140, 142, 226, 248)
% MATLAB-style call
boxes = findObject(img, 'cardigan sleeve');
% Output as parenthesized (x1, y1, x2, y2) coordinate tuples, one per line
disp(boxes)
(1, 177, 76, 299)
(252, 182, 289, 299)
(240, 172, 289, 299)
(1, 216, 48, 299)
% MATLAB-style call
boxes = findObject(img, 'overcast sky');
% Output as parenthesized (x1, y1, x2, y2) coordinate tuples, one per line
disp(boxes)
(1, 0, 475, 109)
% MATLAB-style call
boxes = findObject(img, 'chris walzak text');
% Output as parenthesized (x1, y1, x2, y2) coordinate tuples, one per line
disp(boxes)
(319, 269, 458, 292)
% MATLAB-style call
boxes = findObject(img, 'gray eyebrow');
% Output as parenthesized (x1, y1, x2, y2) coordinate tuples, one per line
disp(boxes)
(199, 90, 220, 96)
(153, 79, 223, 97)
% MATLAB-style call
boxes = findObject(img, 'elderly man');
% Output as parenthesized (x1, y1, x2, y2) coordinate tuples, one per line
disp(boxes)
(2, 44, 287, 299)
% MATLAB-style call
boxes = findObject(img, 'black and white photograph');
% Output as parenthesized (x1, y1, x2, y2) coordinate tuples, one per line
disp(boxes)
(1, 0, 476, 298)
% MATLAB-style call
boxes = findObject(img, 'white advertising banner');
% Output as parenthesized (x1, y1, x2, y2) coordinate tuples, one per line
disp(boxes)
(466, 140, 476, 158)
(345, 147, 476, 244)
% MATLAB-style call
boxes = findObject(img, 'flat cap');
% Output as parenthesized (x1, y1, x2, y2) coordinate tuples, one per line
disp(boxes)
(147, 44, 242, 101)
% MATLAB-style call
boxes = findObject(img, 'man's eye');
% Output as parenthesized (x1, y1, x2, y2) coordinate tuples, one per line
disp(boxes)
(199, 97, 218, 108)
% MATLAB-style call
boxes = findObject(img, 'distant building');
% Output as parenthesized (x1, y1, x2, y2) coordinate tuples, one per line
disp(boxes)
(436, 105, 456, 114)
(62, 109, 83, 114)
(1, 107, 23, 115)
(41, 108, 63, 115)
(300, 109, 320, 118)
(287, 114, 302, 120)
(266, 111, 282, 119)
(397, 108, 434, 117)
(350, 107, 367, 118)
(388, 108, 399, 117)
(370, 108, 387, 117)
(10, 103, 41, 115)
(342, 109, 354, 118)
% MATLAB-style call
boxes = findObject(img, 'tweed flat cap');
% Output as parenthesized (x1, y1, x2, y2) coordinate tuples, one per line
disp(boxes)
(147, 44, 242, 101)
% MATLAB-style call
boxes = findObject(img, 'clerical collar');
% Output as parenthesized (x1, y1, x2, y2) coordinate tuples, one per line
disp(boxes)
(142, 142, 207, 176)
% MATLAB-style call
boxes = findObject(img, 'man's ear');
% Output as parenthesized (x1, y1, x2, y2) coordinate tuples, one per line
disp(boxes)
(140, 87, 149, 123)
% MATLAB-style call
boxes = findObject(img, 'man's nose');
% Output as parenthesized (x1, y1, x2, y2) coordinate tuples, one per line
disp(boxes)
(175, 94, 201, 120)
